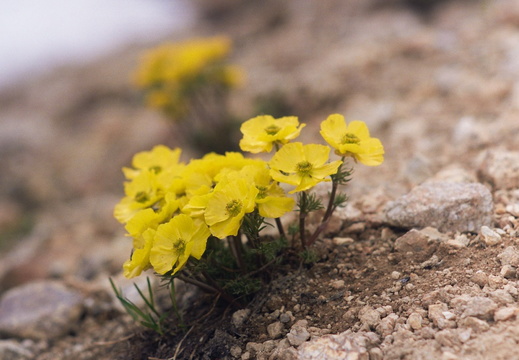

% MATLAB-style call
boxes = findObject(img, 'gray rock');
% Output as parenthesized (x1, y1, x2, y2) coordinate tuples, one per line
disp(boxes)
(462, 296, 497, 321)
(407, 313, 423, 330)
(446, 234, 470, 249)
(267, 321, 284, 339)
(478, 150, 519, 190)
(480, 226, 502, 246)
(494, 307, 518, 322)
(458, 316, 490, 333)
(498, 246, 519, 267)
(420, 255, 441, 269)
(270, 344, 299, 360)
(279, 312, 292, 324)
(369, 347, 384, 360)
(359, 306, 381, 329)
(376, 313, 398, 337)
(0, 281, 84, 339)
(471, 270, 488, 288)
(0, 340, 34, 360)
(394, 229, 430, 253)
(231, 308, 251, 328)
(287, 322, 310, 347)
(298, 331, 370, 360)
(230, 345, 242, 358)
(500, 265, 517, 279)
(489, 289, 514, 305)
(330, 280, 345, 290)
(385, 181, 493, 233)
(428, 303, 455, 329)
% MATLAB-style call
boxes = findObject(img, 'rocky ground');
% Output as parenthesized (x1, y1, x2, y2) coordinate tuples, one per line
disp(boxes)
(1, 0, 519, 359)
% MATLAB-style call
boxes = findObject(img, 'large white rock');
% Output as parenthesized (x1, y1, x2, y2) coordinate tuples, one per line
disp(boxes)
(385, 182, 493, 233)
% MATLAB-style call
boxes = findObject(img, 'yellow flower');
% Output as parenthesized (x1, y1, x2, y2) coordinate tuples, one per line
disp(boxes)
(269, 142, 342, 193)
(320, 114, 384, 166)
(239, 115, 306, 153)
(150, 214, 210, 275)
(114, 170, 163, 224)
(122, 145, 184, 181)
(123, 228, 155, 278)
(204, 178, 258, 238)
(125, 208, 160, 247)
(236, 164, 295, 218)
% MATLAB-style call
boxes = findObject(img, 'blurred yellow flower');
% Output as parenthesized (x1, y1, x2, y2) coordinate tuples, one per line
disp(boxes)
(239, 115, 305, 153)
(269, 142, 342, 193)
(204, 178, 258, 238)
(150, 214, 210, 275)
(123, 228, 155, 278)
(320, 114, 384, 166)
(134, 36, 243, 117)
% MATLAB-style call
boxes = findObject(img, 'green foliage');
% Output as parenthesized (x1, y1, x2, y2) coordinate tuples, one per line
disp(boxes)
(110, 277, 169, 335)
(297, 192, 324, 214)
(333, 192, 348, 208)
(332, 165, 353, 186)
(299, 248, 319, 265)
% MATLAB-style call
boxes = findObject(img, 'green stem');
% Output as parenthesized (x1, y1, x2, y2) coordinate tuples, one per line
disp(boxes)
(299, 192, 308, 249)
(169, 280, 184, 327)
(229, 235, 247, 274)
(306, 157, 345, 247)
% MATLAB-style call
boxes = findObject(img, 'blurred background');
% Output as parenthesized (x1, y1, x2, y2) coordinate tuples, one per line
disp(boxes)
(1, 0, 519, 291)
(0, 0, 194, 89)
(0, 0, 196, 288)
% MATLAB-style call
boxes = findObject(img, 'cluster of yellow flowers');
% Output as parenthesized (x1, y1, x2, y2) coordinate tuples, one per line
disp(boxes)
(114, 113, 384, 281)
(134, 36, 243, 117)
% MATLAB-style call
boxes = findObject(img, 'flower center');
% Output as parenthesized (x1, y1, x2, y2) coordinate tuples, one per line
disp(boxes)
(134, 191, 149, 203)
(256, 185, 268, 199)
(341, 133, 360, 144)
(149, 165, 162, 174)
(173, 238, 186, 254)
(264, 124, 281, 135)
(296, 161, 313, 176)
(226, 199, 243, 217)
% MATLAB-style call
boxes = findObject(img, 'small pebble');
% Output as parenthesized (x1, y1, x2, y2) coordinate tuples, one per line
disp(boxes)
(333, 237, 354, 246)
(480, 226, 502, 246)
(330, 280, 345, 290)
(407, 313, 423, 330)
(500, 265, 516, 279)
(232, 309, 251, 328)
(391, 271, 402, 280)
(280, 313, 292, 324)
(494, 307, 518, 321)
(267, 321, 284, 339)
(230, 345, 242, 357)
(471, 270, 488, 288)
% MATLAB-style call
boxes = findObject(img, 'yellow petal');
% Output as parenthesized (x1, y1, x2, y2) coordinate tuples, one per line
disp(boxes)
(311, 160, 343, 180)
(320, 114, 347, 146)
(303, 144, 331, 167)
(346, 120, 371, 140)
(209, 216, 242, 238)
(257, 196, 295, 218)
(269, 142, 305, 173)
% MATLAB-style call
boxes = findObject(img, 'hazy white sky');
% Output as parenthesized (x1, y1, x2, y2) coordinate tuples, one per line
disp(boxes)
(0, 0, 194, 88)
